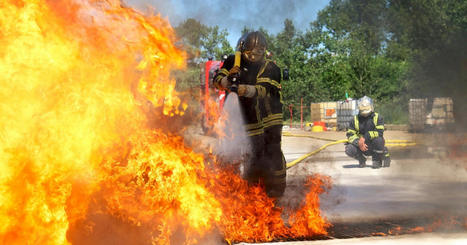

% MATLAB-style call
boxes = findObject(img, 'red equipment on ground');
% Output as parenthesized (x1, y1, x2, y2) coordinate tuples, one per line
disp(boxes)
(201, 60, 226, 134)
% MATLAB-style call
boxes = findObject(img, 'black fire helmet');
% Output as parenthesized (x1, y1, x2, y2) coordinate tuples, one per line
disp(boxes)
(239, 31, 267, 63)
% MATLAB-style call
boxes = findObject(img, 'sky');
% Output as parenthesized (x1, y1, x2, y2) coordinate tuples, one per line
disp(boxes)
(124, 0, 330, 46)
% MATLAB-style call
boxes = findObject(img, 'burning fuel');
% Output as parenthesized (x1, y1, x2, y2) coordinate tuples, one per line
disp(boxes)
(0, 1, 330, 244)
(331, 216, 466, 239)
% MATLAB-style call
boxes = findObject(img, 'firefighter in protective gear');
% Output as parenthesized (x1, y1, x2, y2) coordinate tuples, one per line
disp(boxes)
(345, 96, 391, 168)
(214, 31, 286, 197)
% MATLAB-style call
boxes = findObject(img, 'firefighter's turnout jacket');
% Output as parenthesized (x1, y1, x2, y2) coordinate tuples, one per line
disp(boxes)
(214, 54, 283, 136)
(214, 54, 285, 197)
(347, 112, 385, 146)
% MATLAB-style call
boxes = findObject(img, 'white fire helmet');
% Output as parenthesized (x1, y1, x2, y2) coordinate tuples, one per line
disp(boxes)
(358, 96, 374, 117)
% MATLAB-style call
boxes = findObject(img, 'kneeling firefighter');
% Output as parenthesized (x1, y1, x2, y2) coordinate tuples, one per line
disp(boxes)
(345, 96, 391, 168)
(213, 31, 286, 197)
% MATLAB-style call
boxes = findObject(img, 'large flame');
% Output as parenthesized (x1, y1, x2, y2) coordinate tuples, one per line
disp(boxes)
(0, 1, 330, 244)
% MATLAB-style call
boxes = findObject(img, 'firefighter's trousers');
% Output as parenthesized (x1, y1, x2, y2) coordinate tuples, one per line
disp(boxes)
(345, 137, 387, 162)
(245, 125, 286, 197)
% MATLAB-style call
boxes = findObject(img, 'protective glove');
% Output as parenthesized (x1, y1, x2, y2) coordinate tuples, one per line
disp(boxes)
(228, 66, 241, 82)
(237, 85, 246, 96)
(237, 84, 256, 98)
(220, 76, 231, 90)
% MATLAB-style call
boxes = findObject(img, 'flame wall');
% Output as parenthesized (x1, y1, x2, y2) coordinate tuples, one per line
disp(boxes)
(0, 0, 195, 244)
(0, 1, 331, 244)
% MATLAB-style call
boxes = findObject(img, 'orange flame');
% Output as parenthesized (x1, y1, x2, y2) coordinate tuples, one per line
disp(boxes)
(385, 217, 465, 236)
(0, 1, 331, 244)
(203, 95, 226, 137)
(206, 171, 331, 243)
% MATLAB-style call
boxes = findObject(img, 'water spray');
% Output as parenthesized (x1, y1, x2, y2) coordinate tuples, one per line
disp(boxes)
(214, 51, 249, 165)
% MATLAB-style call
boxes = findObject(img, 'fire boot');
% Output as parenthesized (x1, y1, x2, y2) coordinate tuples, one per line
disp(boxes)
(358, 155, 366, 168)
(265, 152, 287, 198)
(383, 147, 391, 167)
(372, 152, 383, 169)
(372, 159, 382, 169)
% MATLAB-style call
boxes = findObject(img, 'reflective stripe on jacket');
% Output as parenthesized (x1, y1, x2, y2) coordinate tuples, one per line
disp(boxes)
(214, 55, 282, 137)
(347, 112, 384, 144)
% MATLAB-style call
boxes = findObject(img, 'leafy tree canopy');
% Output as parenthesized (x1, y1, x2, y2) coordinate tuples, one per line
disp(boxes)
(172, 0, 466, 125)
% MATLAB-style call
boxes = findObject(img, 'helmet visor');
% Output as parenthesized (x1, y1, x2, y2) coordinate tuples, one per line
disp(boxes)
(243, 48, 265, 63)
(358, 96, 373, 116)
(359, 105, 372, 117)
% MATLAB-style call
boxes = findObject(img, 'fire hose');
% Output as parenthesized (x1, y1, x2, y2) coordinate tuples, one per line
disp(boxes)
(285, 139, 348, 169)
(283, 133, 417, 169)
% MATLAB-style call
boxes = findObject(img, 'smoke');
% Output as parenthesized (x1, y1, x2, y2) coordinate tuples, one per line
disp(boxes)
(411, 34, 467, 131)
(212, 93, 250, 168)
(124, 0, 329, 44)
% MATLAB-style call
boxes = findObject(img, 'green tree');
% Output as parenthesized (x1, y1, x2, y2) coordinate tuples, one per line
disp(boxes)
(386, 0, 467, 126)
(174, 18, 208, 63)
(175, 18, 233, 63)
(172, 0, 466, 126)
(298, 0, 409, 123)
(201, 26, 234, 60)
(173, 19, 233, 93)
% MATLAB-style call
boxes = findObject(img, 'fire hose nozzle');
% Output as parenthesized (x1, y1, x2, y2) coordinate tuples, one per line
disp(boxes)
(229, 83, 238, 94)
(228, 70, 240, 94)
(229, 77, 239, 93)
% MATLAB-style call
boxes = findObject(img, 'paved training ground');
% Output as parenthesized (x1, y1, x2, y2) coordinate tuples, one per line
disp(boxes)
(238, 129, 467, 244)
